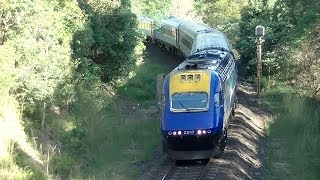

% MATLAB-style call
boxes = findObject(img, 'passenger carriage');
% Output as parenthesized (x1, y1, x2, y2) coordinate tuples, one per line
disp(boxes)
(154, 16, 183, 52)
(137, 16, 154, 42)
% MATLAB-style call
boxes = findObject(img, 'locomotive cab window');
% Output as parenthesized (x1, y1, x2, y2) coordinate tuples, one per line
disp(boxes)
(214, 91, 223, 107)
(171, 92, 208, 111)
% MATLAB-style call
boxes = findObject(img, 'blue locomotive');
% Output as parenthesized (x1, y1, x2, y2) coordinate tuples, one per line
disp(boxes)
(138, 16, 237, 160)
(160, 51, 237, 160)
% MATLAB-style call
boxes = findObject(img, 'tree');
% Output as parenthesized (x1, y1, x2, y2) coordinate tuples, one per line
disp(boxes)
(131, 0, 172, 22)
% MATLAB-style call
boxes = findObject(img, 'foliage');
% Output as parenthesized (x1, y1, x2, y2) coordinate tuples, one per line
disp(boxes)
(197, 2, 320, 178)
(119, 63, 169, 106)
(194, 0, 248, 28)
(75, 0, 146, 82)
(236, 0, 320, 96)
(131, 0, 172, 22)
(1, 0, 148, 178)
(193, 0, 249, 47)
(0, 96, 48, 180)
(50, 154, 75, 177)
(64, 56, 165, 178)
(264, 90, 320, 179)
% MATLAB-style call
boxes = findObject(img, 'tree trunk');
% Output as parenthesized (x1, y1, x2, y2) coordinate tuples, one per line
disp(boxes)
(41, 43, 49, 129)
(41, 101, 46, 128)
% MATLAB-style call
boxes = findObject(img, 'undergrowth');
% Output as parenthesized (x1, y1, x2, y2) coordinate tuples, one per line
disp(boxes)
(0, 96, 48, 180)
(264, 85, 320, 180)
(21, 52, 170, 179)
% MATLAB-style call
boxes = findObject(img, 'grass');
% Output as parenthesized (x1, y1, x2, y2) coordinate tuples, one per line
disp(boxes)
(15, 46, 171, 179)
(263, 86, 320, 180)
(118, 62, 170, 107)
(0, 96, 48, 180)
(45, 55, 170, 179)
(80, 58, 169, 179)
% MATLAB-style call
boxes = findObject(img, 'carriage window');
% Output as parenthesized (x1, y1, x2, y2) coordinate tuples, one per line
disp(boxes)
(181, 37, 192, 50)
(164, 28, 174, 38)
(171, 92, 208, 111)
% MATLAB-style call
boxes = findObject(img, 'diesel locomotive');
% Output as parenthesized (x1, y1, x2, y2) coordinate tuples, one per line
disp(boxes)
(138, 16, 237, 160)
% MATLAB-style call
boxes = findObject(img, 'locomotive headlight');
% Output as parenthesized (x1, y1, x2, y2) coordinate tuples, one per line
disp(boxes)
(178, 131, 182, 135)
(168, 131, 172, 135)
(173, 131, 177, 136)
(197, 130, 202, 135)
(202, 130, 206, 134)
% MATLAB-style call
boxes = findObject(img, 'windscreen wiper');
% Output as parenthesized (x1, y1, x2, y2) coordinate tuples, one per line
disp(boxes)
(176, 100, 190, 111)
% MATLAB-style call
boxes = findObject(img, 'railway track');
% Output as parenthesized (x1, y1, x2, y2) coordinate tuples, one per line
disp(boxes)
(161, 159, 211, 180)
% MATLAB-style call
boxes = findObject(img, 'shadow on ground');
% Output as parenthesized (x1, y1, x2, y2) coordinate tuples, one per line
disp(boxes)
(205, 82, 271, 180)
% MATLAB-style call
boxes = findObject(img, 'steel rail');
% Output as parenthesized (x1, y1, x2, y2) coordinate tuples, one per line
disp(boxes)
(161, 161, 176, 180)
(197, 159, 210, 180)
(161, 159, 210, 180)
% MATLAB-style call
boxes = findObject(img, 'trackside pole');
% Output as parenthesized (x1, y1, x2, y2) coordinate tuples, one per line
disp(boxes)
(255, 25, 265, 104)
(256, 37, 262, 98)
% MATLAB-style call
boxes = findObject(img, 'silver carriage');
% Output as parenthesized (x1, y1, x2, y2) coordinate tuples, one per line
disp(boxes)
(154, 16, 184, 51)
(138, 16, 154, 39)
(178, 21, 232, 57)
(154, 16, 233, 57)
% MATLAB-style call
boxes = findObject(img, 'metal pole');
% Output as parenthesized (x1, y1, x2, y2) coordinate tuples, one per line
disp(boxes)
(256, 37, 263, 99)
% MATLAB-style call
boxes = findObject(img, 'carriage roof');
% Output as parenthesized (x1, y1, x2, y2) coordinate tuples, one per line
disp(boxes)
(138, 16, 154, 23)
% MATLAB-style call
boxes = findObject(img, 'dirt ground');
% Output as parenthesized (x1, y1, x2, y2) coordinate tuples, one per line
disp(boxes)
(137, 44, 272, 180)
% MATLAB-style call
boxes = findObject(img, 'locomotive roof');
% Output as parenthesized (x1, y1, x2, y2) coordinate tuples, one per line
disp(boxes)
(171, 49, 233, 81)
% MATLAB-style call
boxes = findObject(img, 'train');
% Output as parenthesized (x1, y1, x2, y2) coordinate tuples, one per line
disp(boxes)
(138, 16, 233, 57)
(138, 16, 237, 160)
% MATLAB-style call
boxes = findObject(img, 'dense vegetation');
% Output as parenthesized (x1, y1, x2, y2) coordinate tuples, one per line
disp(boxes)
(1, 0, 319, 179)
(0, 0, 171, 179)
(195, 0, 320, 178)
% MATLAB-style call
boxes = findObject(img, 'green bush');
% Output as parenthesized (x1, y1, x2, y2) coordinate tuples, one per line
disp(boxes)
(118, 63, 168, 106)
(50, 154, 75, 177)
(62, 125, 87, 154)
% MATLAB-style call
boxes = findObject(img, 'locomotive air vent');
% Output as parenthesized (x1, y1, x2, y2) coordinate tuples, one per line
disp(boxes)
(195, 74, 201, 81)
(181, 75, 186, 81)
(180, 74, 202, 82)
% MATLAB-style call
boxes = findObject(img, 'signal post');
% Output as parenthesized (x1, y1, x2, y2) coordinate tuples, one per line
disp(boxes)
(255, 25, 265, 103)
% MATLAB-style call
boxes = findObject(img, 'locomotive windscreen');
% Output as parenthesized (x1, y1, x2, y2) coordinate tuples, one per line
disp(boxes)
(171, 92, 208, 111)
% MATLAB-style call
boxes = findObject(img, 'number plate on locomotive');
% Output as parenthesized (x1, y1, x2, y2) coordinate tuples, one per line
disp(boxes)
(183, 130, 195, 135)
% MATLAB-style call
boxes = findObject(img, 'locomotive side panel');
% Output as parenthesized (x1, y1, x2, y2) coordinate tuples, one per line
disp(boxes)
(221, 59, 237, 129)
